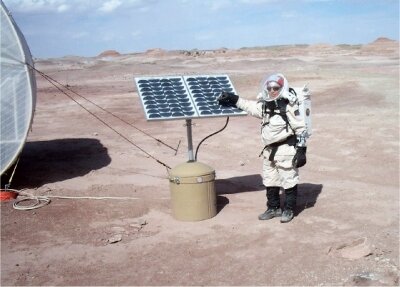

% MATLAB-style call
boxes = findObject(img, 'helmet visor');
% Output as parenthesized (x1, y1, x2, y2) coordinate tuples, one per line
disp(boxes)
(262, 82, 282, 101)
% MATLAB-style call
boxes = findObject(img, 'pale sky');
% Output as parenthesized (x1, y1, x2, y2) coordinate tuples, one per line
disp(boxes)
(3, 0, 399, 58)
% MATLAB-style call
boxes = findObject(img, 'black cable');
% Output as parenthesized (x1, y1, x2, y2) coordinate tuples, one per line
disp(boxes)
(28, 63, 178, 152)
(195, 117, 229, 161)
(29, 64, 171, 170)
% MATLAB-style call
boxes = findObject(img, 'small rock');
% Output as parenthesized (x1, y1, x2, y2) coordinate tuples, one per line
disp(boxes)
(130, 219, 147, 231)
(138, 218, 147, 226)
(107, 234, 122, 244)
(349, 272, 379, 285)
(328, 237, 372, 260)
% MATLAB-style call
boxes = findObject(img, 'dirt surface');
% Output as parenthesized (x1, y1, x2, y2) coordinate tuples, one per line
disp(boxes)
(1, 38, 399, 286)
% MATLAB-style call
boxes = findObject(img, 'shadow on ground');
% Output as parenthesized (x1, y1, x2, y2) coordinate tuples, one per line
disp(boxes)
(215, 174, 264, 195)
(7, 138, 111, 189)
(215, 174, 262, 214)
(295, 183, 323, 215)
(215, 175, 323, 215)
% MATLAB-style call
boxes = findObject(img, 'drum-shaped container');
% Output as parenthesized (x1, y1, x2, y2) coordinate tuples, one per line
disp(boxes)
(169, 161, 216, 221)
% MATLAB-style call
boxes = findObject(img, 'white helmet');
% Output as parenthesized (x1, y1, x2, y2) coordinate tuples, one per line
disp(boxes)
(260, 73, 290, 102)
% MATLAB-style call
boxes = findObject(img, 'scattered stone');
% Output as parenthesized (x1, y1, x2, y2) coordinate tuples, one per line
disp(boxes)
(107, 234, 122, 244)
(138, 218, 147, 226)
(328, 237, 372, 260)
(348, 272, 379, 285)
(130, 219, 147, 231)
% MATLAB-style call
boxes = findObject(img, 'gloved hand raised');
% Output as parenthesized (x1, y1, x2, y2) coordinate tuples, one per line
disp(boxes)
(292, 147, 307, 168)
(217, 91, 239, 107)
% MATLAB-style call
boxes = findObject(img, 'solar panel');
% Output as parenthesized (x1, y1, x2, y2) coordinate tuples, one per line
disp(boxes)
(183, 75, 245, 118)
(135, 75, 246, 121)
(135, 76, 196, 121)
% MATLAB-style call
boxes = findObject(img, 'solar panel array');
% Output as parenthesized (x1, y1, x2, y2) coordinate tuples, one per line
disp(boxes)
(135, 75, 246, 121)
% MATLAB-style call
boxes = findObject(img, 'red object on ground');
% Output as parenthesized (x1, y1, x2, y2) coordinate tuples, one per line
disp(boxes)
(0, 190, 18, 201)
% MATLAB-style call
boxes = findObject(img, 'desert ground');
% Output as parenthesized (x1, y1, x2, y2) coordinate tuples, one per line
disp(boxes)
(1, 38, 399, 286)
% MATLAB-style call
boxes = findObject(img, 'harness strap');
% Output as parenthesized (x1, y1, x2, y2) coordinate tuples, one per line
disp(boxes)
(264, 98, 291, 132)
(268, 147, 278, 162)
(259, 135, 297, 161)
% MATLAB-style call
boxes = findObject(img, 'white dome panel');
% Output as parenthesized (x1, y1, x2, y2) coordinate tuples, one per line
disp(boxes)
(1, 2, 36, 175)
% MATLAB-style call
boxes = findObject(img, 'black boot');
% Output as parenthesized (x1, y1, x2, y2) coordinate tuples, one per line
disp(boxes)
(258, 186, 281, 220)
(281, 185, 297, 223)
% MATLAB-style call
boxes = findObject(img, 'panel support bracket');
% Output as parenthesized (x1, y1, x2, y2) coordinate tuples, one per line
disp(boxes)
(185, 119, 194, 161)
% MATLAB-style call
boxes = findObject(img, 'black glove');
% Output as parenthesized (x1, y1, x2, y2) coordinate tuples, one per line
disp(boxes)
(293, 147, 307, 168)
(217, 91, 239, 107)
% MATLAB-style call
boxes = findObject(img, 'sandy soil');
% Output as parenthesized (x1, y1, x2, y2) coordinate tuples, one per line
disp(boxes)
(1, 38, 399, 286)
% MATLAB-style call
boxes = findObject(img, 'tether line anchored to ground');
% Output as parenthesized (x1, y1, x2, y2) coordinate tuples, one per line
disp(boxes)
(39, 71, 179, 153)
(31, 64, 178, 152)
(29, 63, 172, 170)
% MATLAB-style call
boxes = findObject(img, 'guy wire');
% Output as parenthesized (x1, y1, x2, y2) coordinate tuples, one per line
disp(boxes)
(30, 65, 178, 152)
(29, 64, 171, 170)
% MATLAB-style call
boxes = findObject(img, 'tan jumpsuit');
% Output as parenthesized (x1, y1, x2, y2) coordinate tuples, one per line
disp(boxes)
(236, 97, 306, 189)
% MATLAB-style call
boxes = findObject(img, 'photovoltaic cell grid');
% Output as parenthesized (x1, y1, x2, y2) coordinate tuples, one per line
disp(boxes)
(184, 75, 245, 118)
(135, 75, 246, 121)
(135, 76, 195, 120)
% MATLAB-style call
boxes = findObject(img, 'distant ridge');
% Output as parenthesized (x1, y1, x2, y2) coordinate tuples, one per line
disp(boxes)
(98, 50, 121, 57)
(40, 37, 399, 59)
(371, 37, 397, 44)
(360, 37, 398, 54)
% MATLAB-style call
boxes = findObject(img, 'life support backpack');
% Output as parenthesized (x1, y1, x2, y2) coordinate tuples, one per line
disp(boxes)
(292, 85, 312, 137)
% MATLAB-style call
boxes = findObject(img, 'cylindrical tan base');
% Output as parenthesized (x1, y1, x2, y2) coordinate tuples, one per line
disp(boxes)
(169, 161, 216, 221)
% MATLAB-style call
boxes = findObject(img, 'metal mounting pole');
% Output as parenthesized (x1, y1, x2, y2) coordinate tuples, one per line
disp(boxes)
(185, 119, 194, 161)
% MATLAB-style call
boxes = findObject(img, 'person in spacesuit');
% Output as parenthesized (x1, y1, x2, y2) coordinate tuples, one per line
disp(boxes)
(218, 73, 307, 223)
